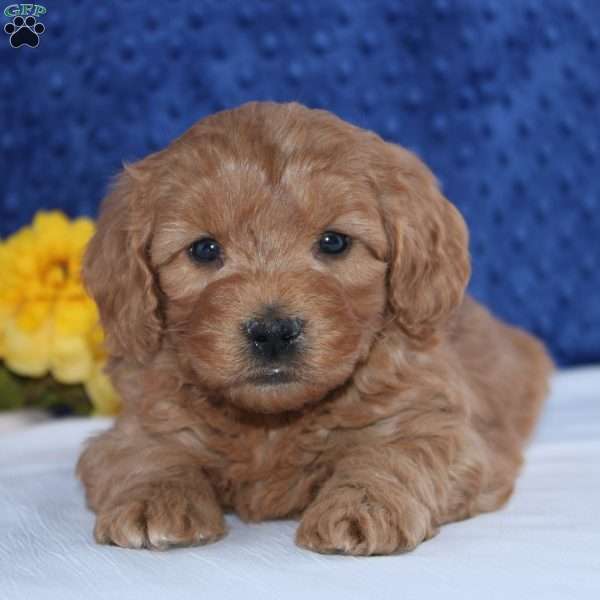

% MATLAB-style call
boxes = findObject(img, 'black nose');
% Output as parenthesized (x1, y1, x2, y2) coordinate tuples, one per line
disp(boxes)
(244, 317, 304, 361)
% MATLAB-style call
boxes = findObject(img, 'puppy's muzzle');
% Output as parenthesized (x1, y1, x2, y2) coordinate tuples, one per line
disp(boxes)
(244, 315, 304, 363)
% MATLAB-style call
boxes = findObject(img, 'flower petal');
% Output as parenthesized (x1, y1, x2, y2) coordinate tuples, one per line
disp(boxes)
(50, 334, 94, 384)
(3, 317, 51, 378)
(85, 363, 121, 416)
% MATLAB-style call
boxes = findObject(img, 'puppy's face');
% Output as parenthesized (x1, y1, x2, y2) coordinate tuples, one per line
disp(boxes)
(85, 103, 470, 414)
(152, 162, 388, 413)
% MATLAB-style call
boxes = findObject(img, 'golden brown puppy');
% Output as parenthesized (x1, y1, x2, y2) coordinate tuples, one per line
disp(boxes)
(77, 101, 553, 555)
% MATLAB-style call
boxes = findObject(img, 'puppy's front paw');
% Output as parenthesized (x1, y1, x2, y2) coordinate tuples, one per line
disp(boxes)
(296, 486, 435, 556)
(94, 483, 226, 550)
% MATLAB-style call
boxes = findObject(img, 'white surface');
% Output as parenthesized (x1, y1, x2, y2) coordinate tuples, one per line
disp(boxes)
(0, 410, 50, 434)
(0, 367, 599, 600)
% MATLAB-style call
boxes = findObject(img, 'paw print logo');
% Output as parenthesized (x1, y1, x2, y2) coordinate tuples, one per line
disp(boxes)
(4, 15, 45, 48)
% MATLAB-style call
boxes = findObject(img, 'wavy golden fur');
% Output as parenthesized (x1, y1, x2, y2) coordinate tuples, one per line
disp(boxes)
(77, 102, 552, 555)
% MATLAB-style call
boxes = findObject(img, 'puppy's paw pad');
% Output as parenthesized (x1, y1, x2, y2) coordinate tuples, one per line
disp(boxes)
(296, 488, 433, 556)
(94, 500, 148, 549)
(94, 487, 226, 550)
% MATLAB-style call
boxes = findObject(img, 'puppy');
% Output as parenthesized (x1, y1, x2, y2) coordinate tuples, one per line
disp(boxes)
(77, 102, 552, 555)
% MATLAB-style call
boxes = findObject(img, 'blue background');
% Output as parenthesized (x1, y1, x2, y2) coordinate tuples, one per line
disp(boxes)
(1, 0, 599, 366)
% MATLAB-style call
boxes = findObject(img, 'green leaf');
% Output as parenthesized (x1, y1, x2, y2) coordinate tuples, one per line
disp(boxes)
(0, 364, 26, 410)
(0, 362, 93, 416)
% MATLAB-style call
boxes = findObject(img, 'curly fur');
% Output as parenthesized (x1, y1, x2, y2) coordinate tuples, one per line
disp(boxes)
(77, 102, 553, 555)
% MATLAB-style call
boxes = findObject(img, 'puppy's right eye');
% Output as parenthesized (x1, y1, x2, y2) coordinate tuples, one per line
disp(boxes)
(317, 231, 350, 256)
(189, 238, 222, 263)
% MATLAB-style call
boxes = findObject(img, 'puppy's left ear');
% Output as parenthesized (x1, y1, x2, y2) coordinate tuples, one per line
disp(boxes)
(375, 143, 471, 343)
(83, 162, 163, 364)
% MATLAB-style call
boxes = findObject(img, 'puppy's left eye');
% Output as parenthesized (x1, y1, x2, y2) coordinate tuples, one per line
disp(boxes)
(189, 238, 222, 263)
(317, 231, 350, 256)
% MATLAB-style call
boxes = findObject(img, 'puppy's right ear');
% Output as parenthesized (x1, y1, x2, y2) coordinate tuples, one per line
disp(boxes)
(374, 143, 471, 345)
(83, 166, 162, 364)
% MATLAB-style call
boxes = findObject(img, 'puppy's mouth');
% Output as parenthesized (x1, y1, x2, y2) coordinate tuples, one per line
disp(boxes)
(247, 367, 297, 386)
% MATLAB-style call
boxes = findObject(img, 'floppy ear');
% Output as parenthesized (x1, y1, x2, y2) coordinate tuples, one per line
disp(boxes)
(83, 166, 162, 364)
(376, 144, 471, 344)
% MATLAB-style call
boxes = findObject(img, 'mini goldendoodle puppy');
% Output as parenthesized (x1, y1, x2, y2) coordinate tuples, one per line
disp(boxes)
(77, 101, 552, 555)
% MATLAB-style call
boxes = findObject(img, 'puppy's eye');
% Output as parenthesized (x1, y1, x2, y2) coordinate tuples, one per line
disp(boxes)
(318, 231, 350, 256)
(189, 238, 221, 263)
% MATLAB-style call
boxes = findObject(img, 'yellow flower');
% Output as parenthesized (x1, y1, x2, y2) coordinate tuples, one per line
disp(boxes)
(0, 211, 121, 415)
(85, 362, 121, 417)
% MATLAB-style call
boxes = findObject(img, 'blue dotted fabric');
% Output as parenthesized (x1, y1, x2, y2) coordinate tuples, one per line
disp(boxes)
(1, 0, 599, 366)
